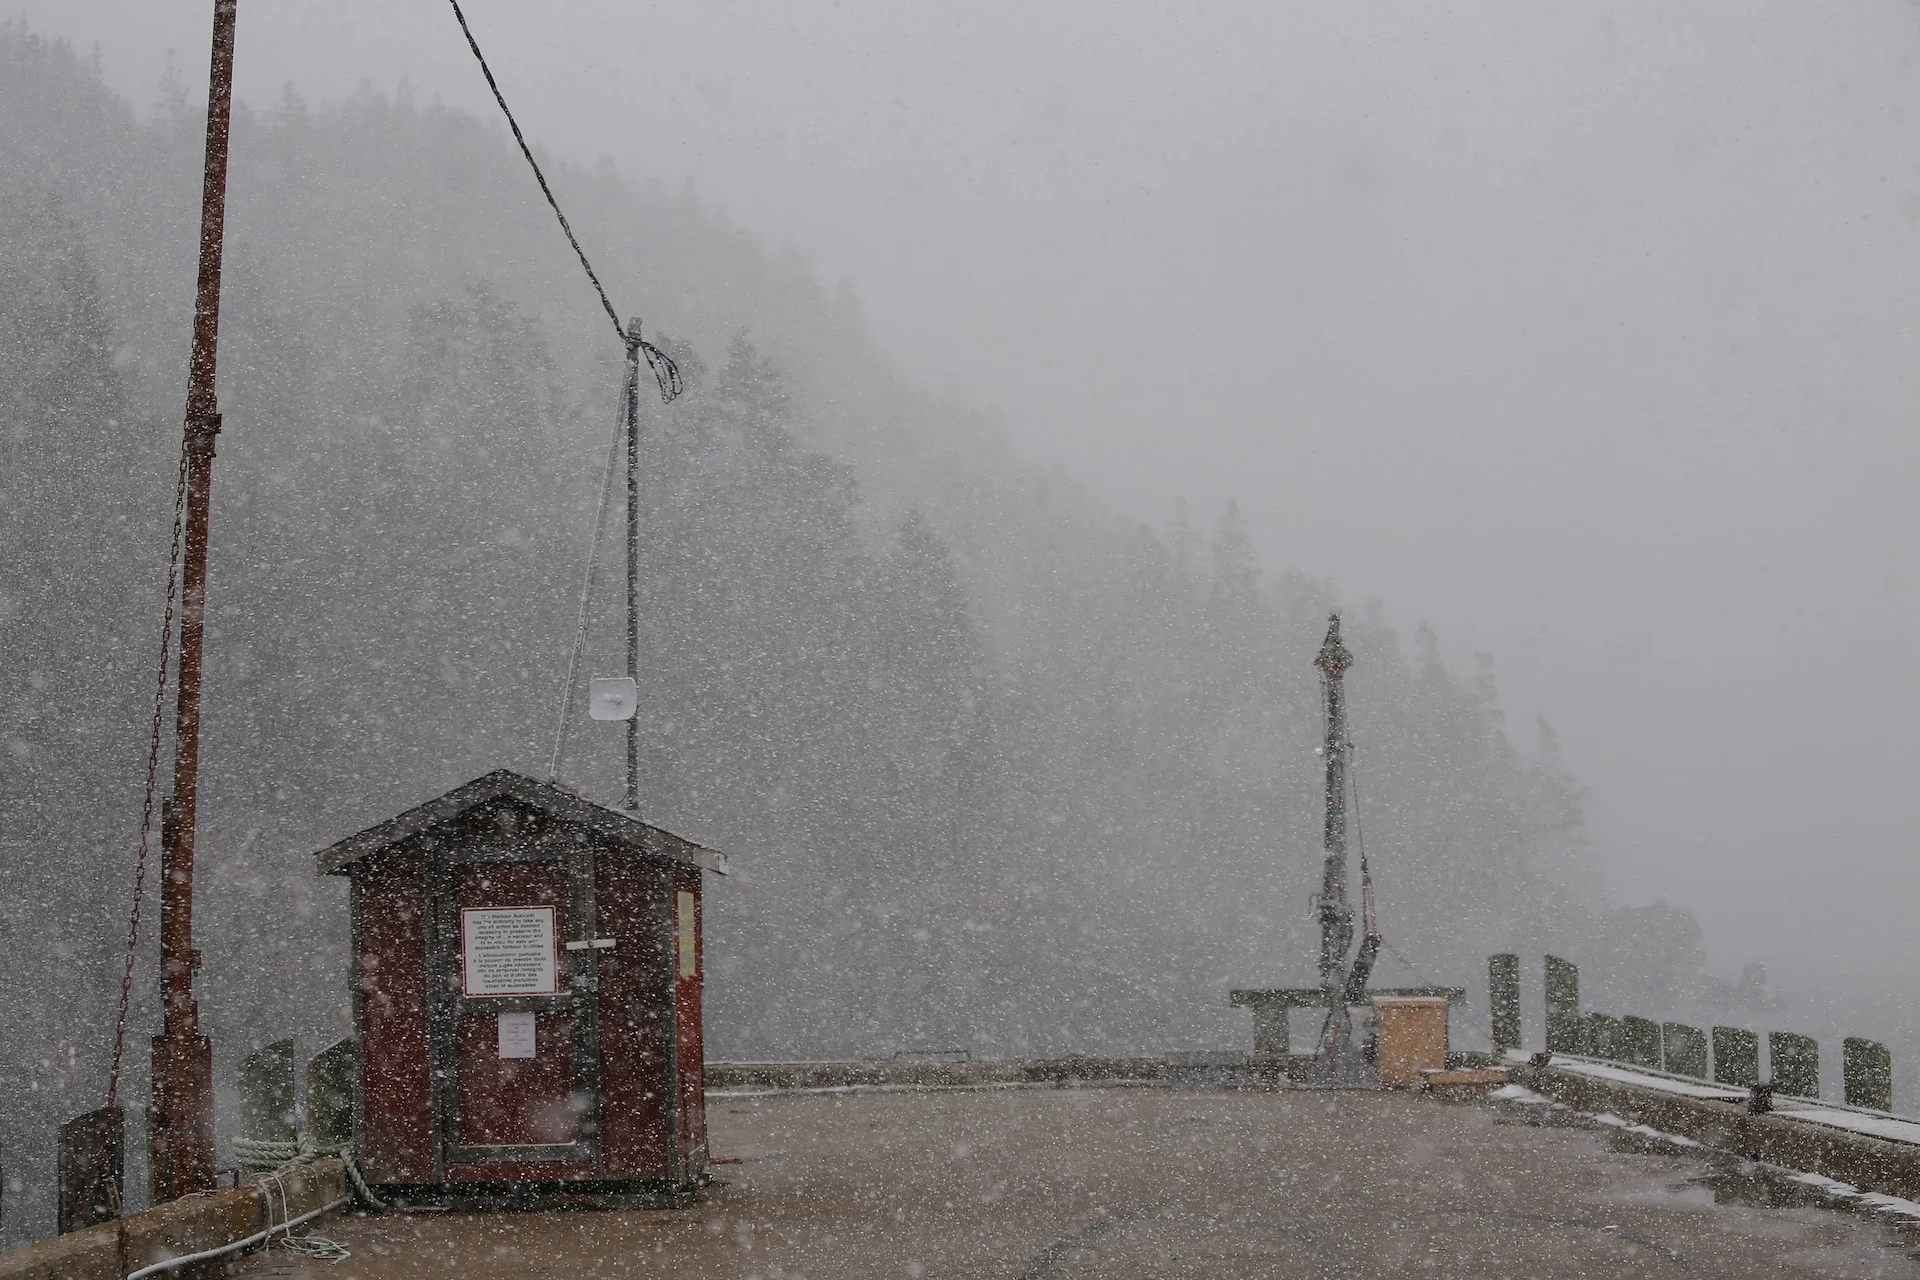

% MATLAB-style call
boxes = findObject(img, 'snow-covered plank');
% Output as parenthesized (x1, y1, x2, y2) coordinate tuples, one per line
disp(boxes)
(1773, 1105, 1920, 1147)
(1532, 1054, 1747, 1101)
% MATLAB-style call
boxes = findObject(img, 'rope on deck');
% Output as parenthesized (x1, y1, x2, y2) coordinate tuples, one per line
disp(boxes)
(230, 1128, 387, 1264)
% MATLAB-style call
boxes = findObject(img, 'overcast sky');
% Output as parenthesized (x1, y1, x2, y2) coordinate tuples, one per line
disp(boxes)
(15, 0, 1920, 983)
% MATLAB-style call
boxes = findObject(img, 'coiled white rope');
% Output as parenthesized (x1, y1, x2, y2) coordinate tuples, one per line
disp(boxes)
(230, 1134, 303, 1171)
(257, 1160, 351, 1263)
(225, 1129, 387, 1266)
(232, 1130, 385, 1208)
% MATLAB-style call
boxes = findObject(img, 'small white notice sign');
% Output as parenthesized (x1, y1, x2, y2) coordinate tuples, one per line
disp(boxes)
(497, 1011, 537, 1059)
(462, 905, 558, 997)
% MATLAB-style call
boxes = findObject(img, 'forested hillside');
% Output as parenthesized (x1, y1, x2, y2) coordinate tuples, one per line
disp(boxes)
(1, 25, 1727, 1241)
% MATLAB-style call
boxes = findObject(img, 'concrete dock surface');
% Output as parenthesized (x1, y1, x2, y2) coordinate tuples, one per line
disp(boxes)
(232, 1086, 1920, 1279)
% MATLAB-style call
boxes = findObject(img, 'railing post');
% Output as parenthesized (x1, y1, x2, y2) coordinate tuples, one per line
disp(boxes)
(1843, 1038, 1892, 1111)
(1621, 1016, 1661, 1069)
(307, 1039, 358, 1149)
(236, 1039, 297, 1168)
(1712, 1027, 1759, 1087)
(1488, 954, 1521, 1052)
(1770, 1032, 1820, 1099)
(1544, 956, 1581, 1054)
(1584, 1012, 1623, 1061)
(56, 1106, 124, 1233)
(1661, 1022, 1708, 1078)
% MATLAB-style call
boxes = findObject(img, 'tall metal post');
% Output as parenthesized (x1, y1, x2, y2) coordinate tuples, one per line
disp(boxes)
(622, 321, 644, 813)
(1313, 613, 1354, 994)
(151, 0, 236, 1201)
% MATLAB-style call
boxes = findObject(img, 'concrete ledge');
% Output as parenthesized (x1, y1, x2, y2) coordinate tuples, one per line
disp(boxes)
(0, 1158, 347, 1280)
(707, 1056, 1245, 1091)
(709, 1052, 1503, 1094)
(1521, 1064, 1920, 1201)
(1421, 1067, 1511, 1100)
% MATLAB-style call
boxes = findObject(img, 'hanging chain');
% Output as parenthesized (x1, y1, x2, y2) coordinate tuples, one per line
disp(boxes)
(1349, 742, 1433, 979)
(106, 446, 190, 1114)
(1349, 738, 1376, 939)
(90, 443, 191, 1219)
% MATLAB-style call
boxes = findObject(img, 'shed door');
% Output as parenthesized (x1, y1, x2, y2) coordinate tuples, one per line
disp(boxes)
(429, 851, 604, 1178)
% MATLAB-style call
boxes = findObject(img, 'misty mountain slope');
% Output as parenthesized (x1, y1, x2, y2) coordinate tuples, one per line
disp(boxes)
(0, 25, 1751, 1243)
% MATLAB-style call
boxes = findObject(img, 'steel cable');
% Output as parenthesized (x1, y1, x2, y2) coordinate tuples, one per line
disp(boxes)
(548, 354, 639, 779)
(445, 0, 681, 402)
(1349, 745, 1434, 981)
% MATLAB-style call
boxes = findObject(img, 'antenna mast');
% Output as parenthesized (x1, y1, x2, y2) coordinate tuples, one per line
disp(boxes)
(151, 0, 236, 1199)
(622, 321, 644, 812)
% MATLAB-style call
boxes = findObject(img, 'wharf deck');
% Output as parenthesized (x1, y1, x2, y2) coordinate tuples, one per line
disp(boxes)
(231, 1085, 1920, 1279)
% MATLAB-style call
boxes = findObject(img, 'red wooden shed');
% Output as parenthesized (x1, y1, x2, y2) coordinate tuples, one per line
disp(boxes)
(315, 769, 728, 1205)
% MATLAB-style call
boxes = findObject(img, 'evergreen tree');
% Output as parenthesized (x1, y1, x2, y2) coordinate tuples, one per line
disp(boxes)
(0, 188, 154, 1242)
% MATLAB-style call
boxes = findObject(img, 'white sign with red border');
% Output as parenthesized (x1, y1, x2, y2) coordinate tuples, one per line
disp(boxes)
(462, 905, 558, 997)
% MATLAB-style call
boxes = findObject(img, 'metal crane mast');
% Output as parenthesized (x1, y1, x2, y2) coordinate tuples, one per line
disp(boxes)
(1231, 614, 1460, 1076)
(1313, 614, 1355, 991)
(1312, 614, 1379, 1069)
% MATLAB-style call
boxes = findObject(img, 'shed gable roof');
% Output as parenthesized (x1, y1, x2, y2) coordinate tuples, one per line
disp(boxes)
(315, 769, 729, 876)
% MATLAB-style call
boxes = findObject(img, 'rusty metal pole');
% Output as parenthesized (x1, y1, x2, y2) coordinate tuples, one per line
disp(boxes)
(151, 0, 236, 1201)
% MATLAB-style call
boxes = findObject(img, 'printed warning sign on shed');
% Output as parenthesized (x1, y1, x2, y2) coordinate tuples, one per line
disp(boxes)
(462, 905, 558, 996)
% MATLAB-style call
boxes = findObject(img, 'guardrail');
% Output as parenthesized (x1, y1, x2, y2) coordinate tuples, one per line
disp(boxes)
(1490, 953, 1894, 1111)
